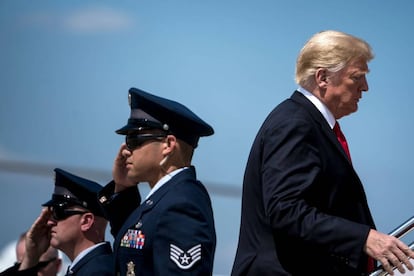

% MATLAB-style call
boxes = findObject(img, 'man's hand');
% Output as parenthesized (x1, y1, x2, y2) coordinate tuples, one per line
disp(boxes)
(113, 143, 136, 193)
(19, 208, 52, 270)
(365, 229, 414, 275)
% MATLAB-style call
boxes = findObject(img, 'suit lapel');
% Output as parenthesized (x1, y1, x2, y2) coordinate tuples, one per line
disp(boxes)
(113, 168, 196, 255)
(291, 91, 375, 226)
(290, 91, 352, 164)
(113, 195, 157, 256)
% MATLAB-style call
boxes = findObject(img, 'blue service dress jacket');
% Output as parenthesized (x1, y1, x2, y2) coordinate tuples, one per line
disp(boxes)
(67, 242, 114, 276)
(231, 91, 376, 276)
(99, 166, 216, 276)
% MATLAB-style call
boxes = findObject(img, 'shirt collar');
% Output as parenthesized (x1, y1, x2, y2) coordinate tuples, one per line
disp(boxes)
(297, 86, 336, 129)
(145, 167, 188, 199)
(69, 242, 106, 270)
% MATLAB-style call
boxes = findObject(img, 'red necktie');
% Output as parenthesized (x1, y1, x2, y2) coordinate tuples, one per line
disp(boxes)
(333, 122, 351, 161)
(334, 122, 376, 272)
(367, 257, 375, 273)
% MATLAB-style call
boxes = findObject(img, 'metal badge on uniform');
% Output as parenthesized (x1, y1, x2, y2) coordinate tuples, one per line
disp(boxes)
(128, 93, 132, 107)
(170, 244, 201, 270)
(120, 229, 145, 249)
(135, 220, 142, 229)
(126, 261, 135, 276)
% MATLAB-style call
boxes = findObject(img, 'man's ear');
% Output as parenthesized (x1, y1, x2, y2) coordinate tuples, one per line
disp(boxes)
(80, 213, 94, 231)
(163, 135, 176, 153)
(315, 68, 329, 88)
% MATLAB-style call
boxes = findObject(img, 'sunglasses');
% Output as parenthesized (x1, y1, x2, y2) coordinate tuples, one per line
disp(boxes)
(125, 133, 166, 151)
(50, 205, 88, 221)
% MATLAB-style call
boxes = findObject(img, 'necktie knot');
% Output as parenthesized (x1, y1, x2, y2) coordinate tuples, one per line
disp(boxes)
(333, 122, 351, 161)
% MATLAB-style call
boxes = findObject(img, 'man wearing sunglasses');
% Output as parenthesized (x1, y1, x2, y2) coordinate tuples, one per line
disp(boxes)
(5, 168, 114, 276)
(98, 87, 216, 275)
(16, 231, 62, 276)
(0, 231, 62, 276)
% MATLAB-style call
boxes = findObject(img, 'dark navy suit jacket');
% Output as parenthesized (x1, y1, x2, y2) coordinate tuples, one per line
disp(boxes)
(231, 91, 376, 276)
(99, 166, 216, 275)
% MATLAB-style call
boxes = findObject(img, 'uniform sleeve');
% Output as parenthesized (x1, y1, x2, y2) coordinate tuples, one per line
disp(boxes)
(152, 193, 216, 275)
(98, 181, 141, 237)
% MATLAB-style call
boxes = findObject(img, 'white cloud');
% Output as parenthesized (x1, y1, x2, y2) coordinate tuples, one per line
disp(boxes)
(63, 6, 135, 33)
(18, 5, 135, 34)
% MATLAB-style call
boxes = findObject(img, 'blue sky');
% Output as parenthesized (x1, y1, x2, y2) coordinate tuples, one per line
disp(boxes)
(1, 1, 414, 275)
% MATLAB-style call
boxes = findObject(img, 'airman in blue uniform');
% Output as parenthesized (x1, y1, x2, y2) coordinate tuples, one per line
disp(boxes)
(99, 87, 216, 275)
(1, 168, 114, 276)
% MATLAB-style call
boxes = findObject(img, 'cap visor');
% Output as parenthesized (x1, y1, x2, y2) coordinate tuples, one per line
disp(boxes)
(115, 124, 135, 135)
(42, 198, 65, 207)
